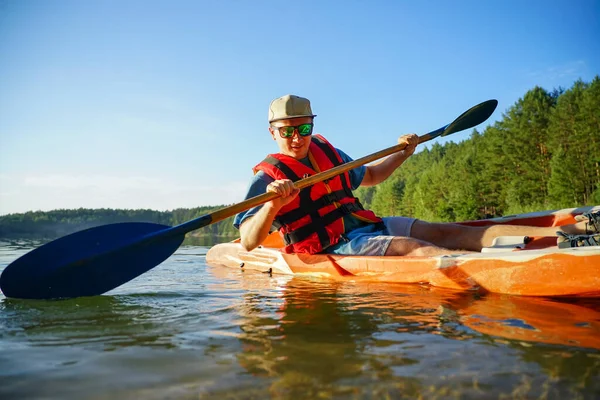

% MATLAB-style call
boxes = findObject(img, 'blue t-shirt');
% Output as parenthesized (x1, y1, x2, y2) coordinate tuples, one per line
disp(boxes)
(233, 148, 367, 231)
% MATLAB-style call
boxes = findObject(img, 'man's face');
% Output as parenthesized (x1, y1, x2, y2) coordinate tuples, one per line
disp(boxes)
(269, 117, 314, 159)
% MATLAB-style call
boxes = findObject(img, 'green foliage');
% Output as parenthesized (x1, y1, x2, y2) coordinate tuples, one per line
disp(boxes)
(355, 77, 600, 220)
(547, 78, 600, 207)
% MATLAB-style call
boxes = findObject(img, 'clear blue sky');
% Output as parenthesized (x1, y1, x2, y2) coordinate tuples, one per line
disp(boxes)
(1, 0, 598, 215)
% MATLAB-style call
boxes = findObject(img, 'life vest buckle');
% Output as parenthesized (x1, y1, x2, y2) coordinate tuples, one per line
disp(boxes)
(323, 192, 342, 204)
(338, 202, 356, 215)
(283, 232, 292, 245)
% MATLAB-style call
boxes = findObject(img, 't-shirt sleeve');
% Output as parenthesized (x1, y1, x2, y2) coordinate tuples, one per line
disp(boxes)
(336, 148, 366, 190)
(233, 171, 275, 230)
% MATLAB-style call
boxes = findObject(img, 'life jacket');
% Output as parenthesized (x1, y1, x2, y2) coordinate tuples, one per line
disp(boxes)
(253, 134, 383, 254)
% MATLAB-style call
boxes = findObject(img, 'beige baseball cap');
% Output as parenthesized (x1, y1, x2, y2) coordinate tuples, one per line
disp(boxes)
(268, 94, 317, 123)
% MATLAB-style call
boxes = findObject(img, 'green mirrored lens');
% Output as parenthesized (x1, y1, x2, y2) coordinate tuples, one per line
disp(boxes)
(298, 124, 313, 136)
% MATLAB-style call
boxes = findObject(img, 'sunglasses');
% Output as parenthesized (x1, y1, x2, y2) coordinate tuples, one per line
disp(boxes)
(273, 123, 313, 138)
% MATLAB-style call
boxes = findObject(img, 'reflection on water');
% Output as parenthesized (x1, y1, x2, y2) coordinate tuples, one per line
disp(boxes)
(2, 294, 186, 349)
(1, 241, 599, 399)
(219, 277, 600, 399)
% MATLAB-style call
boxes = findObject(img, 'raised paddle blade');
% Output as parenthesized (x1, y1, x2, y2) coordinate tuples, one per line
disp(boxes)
(419, 99, 498, 143)
(0, 222, 184, 299)
(441, 99, 498, 137)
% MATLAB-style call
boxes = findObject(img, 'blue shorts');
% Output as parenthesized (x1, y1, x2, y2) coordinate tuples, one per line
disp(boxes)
(325, 217, 416, 256)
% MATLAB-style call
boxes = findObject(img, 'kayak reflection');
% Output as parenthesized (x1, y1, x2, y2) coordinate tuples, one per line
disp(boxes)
(210, 266, 600, 350)
(208, 265, 600, 396)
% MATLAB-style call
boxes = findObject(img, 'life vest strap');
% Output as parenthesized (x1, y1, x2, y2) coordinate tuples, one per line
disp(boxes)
(282, 202, 364, 246)
(299, 182, 331, 249)
(264, 155, 301, 181)
(312, 136, 343, 166)
(276, 188, 352, 226)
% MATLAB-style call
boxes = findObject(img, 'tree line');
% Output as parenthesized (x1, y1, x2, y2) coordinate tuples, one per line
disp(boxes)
(1, 77, 598, 240)
(355, 77, 600, 221)
(0, 207, 239, 241)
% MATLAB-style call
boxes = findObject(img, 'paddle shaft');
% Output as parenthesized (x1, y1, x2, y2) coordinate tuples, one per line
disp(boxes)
(170, 124, 448, 237)
(174, 99, 502, 236)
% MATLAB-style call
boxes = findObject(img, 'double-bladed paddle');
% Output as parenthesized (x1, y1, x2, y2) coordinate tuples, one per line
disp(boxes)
(0, 99, 498, 299)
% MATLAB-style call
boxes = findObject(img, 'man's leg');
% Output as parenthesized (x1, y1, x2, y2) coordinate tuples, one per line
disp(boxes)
(410, 220, 589, 252)
(384, 236, 474, 256)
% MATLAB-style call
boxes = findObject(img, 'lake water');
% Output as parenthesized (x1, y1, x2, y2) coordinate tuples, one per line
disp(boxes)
(1, 241, 599, 399)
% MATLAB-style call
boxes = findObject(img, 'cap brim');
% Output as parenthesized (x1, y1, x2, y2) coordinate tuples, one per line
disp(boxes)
(269, 114, 317, 123)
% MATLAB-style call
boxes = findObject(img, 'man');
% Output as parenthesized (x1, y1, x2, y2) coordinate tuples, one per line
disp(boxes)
(233, 95, 599, 256)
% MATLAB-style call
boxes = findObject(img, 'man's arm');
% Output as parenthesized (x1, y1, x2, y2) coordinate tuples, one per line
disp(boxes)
(360, 134, 418, 186)
(239, 179, 299, 251)
(239, 202, 281, 251)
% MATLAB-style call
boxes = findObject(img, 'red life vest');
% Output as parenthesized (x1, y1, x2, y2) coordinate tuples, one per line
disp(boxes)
(253, 134, 382, 254)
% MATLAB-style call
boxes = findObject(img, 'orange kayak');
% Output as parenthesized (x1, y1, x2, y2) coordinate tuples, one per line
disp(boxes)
(206, 206, 600, 298)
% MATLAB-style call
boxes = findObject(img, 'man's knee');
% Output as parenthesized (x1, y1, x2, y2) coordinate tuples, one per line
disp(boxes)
(385, 237, 430, 256)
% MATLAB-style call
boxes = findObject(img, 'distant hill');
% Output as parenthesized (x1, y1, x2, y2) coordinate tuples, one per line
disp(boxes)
(0, 207, 238, 243)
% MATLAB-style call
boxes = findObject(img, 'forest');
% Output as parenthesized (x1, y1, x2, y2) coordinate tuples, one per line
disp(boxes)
(357, 77, 599, 220)
(1, 77, 598, 241)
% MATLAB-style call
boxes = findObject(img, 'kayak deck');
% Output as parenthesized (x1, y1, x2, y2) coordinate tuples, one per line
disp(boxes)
(206, 206, 600, 297)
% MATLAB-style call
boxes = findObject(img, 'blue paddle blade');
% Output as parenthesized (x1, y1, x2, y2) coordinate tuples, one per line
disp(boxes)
(0, 222, 184, 299)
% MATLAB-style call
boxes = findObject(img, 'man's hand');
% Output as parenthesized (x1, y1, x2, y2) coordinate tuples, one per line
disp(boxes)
(398, 133, 418, 156)
(267, 179, 300, 208)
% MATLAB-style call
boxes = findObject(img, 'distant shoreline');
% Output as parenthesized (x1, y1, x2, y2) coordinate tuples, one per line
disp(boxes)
(0, 207, 239, 241)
